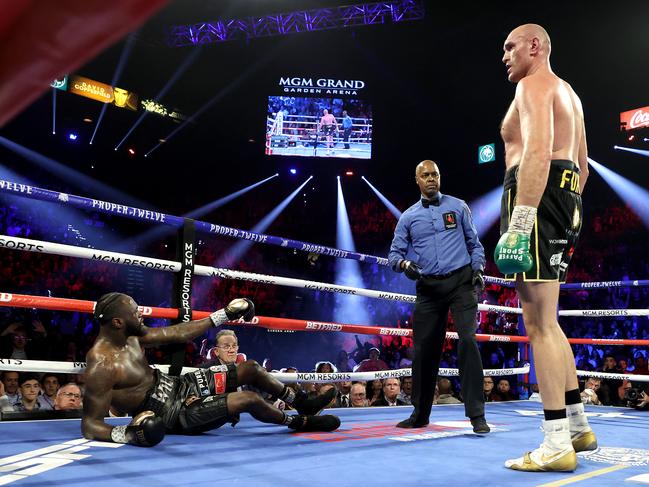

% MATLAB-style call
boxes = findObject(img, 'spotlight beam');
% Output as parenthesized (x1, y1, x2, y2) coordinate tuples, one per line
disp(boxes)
(51, 88, 57, 135)
(90, 33, 137, 145)
(613, 145, 649, 158)
(117, 173, 279, 251)
(145, 43, 284, 157)
(588, 157, 649, 228)
(361, 176, 402, 219)
(334, 177, 370, 325)
(468, 186, 503, 237)
(0, 136, 155, 210)
(217, 175, 313, 267)
(115, 47, 203, 150)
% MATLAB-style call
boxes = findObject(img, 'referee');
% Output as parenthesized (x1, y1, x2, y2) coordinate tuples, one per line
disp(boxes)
(388, 160, 489, 433)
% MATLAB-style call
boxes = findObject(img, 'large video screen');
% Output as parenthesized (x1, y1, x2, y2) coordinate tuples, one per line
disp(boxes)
(266, 95, 373, 160)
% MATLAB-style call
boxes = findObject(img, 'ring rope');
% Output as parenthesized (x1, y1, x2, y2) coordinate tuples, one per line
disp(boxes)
(3, 180, 649, 291)
(2, 292, 649, 346)
(0, 180, 388, 265)
(0, 359, 530, 382)
(2, 359, 648, 383)
(3, 235, 648, 317)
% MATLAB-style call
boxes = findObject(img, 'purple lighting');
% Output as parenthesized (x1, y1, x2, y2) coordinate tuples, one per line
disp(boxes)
(289, 168, 297, 175)
(68, 133, 78, 141)
(167, 1, 424, 47)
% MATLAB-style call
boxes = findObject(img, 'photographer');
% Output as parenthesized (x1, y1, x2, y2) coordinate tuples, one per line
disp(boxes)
(615, 380, 649, 410)
(635, 391, 649, 411)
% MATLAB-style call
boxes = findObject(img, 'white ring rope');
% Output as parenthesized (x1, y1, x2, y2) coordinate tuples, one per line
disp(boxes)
(5, 234, 646, 317)
(0, 359, 531, 383)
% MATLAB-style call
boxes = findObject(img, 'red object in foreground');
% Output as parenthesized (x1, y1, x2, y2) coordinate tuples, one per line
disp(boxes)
(0, 0, 167, 127)
(2, 291, 649, 346)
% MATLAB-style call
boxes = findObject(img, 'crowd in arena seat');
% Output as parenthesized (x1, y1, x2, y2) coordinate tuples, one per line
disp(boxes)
(1, 192, 648, 417)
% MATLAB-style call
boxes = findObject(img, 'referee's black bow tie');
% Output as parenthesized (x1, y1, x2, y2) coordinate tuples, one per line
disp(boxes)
(421, 197, 440, 208)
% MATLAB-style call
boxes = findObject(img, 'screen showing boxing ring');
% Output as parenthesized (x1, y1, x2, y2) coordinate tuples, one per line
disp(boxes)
(266, 95, 373, 159)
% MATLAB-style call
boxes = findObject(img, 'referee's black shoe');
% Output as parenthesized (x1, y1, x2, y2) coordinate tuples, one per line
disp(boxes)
(396, 417, 429, 428)
(471, 415, 490, 434)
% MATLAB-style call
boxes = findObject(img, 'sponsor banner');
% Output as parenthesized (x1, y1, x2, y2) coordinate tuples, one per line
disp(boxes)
(620, 105, 649, 130)
(50, 76, 68, 91)
(113, 87, 139, 111)
(278, 76, 366, 96)
(478, 143, 495, 164)
(69, 75, 114, 103)
(140, 99, 185, 119)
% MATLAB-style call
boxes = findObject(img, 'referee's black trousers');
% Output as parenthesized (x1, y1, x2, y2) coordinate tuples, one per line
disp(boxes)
(409, 265, 485, 422)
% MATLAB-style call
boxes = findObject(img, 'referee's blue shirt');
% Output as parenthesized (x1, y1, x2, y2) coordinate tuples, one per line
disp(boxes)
(388, 192, 485, 276)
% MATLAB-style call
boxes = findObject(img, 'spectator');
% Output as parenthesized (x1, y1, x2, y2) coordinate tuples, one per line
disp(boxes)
(0, 379, 14, 412)
(315, 361, 336, 373)
(528, 383, 542, 402)
(335, 381, 352, 408)
(436, 378, 461, 404)
(37, 373, 60, 410)
(633, 354, 648, 376)
(13, 373, 42, 411)
(580, 377, 602, 406)
(373, 378, 406, 406)
(355, 348, 389, 372)
(367, 379, 384, 406)
(598, 354, 622, 405)
(201, 330, 241, 367)
(398, 376, 413, 405)
(493, 379, 517, 401)
(350, 383, 368, 407)
(54, 383, 83, 411)
(0, 371, 20, 403)
(0, 320, 47, 359)
(483, 377, 496, 402)
(610, 380, 634, 407)
(335, 350, 355, 373)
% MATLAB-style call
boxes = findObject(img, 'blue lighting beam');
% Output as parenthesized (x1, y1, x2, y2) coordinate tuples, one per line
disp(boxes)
(468, 186, 503, 237)
(217, 176, 313, 267)
(91, 33, 137, 145)
(613, 145, 649, 158)
(119, 173, 279, 251)
(588, 157, 649, 228)
(361, 176, 402, 219)
(334, 177, 371, 325)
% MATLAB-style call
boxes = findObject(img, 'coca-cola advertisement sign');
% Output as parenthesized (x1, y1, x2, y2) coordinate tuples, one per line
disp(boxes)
(620, 105, 649, 130)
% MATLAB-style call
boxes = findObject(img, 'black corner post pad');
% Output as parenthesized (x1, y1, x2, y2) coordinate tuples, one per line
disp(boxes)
(169, 218, 196, 376)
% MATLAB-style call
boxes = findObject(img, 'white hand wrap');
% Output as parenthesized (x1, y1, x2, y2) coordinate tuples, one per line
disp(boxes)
(508, 205, 537, 235)
(209, 309, 228, 327)
(110, 425, 128, 444)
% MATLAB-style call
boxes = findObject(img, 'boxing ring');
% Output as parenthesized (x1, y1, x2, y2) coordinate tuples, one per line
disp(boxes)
(1, 402, 648, 486)
(1, 181, 649, 486)
(266, 112, 372, 159)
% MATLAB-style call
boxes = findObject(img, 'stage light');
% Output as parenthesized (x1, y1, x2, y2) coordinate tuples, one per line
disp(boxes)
(83, 118, 93, 123)
(613, 146, 649, 157)
(68, 133, 78, 141)
(362, 176, 402, 219)
(589, 157, 649, 228)
(216, 175, 312, 267)
(128, 148, 135, 155)
(118, 173, 279, 252)
(335, 177, 370, 325)
(628, 135, 636, 141)
(289, 168, 297, 175)
(345, 170, 354, 176)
